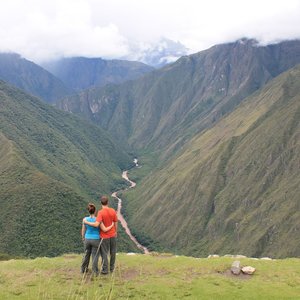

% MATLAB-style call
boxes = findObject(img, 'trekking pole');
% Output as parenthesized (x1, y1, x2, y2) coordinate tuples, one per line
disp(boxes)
(90, 238, 103, 277)
(73, 238, 104, 300)
(94, 238, 104, 275)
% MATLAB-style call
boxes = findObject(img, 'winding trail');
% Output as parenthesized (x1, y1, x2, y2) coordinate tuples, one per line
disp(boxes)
(111, 160, 149, 254)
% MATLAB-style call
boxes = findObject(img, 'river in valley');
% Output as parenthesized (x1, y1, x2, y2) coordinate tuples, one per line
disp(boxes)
(111, 159, 149, 254)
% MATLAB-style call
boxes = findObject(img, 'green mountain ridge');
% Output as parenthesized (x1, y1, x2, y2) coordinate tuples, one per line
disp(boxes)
(57, 39, 300, 159)
(0, 80, 135, 257)
(0, 53, 72, 103)
(42, 57, 154, 91)
(1, 38, 299, 260)
(0, 134, 86, 256)
(124, 65, 300, 258)
(54, 40, 300, 258)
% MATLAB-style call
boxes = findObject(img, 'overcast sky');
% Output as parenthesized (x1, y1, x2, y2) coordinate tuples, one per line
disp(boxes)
(0, 0, 300, 62)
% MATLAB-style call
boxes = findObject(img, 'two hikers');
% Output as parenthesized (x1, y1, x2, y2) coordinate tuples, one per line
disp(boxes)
(81, 196, 118, 276)
(81, 202, 114, 275)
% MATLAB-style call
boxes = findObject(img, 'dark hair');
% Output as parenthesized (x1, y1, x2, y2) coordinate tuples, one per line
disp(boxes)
(101, 196, 109, 206)
(87, 203, 96, 214)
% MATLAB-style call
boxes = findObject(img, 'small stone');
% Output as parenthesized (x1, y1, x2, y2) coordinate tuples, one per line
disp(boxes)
(208, 254, 220, 258)
(231, 260, 241, 275)
(242, 266, 256, 275)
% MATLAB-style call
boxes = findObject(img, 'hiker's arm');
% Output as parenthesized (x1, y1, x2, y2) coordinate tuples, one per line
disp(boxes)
(83, 218, 100, 228)
(114, 222, 118, 236)
(100, 222, 114, 232)
(81, 223, 86, 241)
(83, 218, 112, 231)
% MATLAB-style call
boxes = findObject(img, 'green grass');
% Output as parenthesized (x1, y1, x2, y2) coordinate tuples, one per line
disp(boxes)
(0, 254, 299, 299)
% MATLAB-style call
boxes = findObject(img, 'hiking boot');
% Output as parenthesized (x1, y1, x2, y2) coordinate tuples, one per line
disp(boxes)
(100, 271, 108, 275)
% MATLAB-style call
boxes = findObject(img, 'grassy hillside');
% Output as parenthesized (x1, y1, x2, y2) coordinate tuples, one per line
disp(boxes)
(123, 65, 300, 258)
(0, 254, 299, 299)
(0, 81, 136, 257)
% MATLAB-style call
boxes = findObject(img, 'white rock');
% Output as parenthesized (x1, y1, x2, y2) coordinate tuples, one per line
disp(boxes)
(127, 252, 136, 256)
(260, 257, 272, 260)
(231, 261, 241, 275)
(242, 266, 256, 275)
(208, 254, 220, 258)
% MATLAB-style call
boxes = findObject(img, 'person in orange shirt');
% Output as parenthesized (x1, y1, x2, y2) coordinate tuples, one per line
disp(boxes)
(84, 195, 118, 275)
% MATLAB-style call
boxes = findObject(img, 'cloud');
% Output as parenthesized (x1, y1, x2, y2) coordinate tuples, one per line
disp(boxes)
(170, 0, 300, 52)
(0, 0, 130, 61)
(0, 0, 299, 62)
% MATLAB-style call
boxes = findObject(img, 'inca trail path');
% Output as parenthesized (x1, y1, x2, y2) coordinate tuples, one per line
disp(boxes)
(111, 159, 150, 254)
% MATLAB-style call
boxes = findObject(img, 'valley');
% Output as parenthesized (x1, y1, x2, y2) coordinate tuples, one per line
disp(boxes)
(0, 38, 299, 259)
(123, 65, 300, 258)
(111, 161, 149, 254)
(1, 3, 300, 299)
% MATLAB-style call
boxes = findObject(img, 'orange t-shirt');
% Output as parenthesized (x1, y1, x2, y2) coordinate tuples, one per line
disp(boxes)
(96, 207, 118, 238)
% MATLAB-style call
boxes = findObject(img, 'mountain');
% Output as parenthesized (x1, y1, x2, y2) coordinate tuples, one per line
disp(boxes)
(0, 80, 134, 257)
(56, 39, 300, 158)
(124, 65, 300, 258)
(0, 53, 72, 103)
(42, 57, 154, 91)
(2, 39, 299, 259)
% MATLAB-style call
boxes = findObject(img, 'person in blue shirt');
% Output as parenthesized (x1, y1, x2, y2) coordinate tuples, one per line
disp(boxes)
(81, 203, 113, 276)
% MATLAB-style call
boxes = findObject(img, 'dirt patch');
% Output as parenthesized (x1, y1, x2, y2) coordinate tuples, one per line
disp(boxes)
(157, 268, 171, 276)
(121, 268, 140, 281)
(220, 269, 253, 280)
(180, 268, 204, 283)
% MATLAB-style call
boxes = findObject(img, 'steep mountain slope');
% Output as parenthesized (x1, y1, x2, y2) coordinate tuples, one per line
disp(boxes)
(57, 39, 300, 156)
(0, 81, 132, 257)
(0, 53, 72, 103)
(42, 57, 153, 91)
(124, 65, 300, 258)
